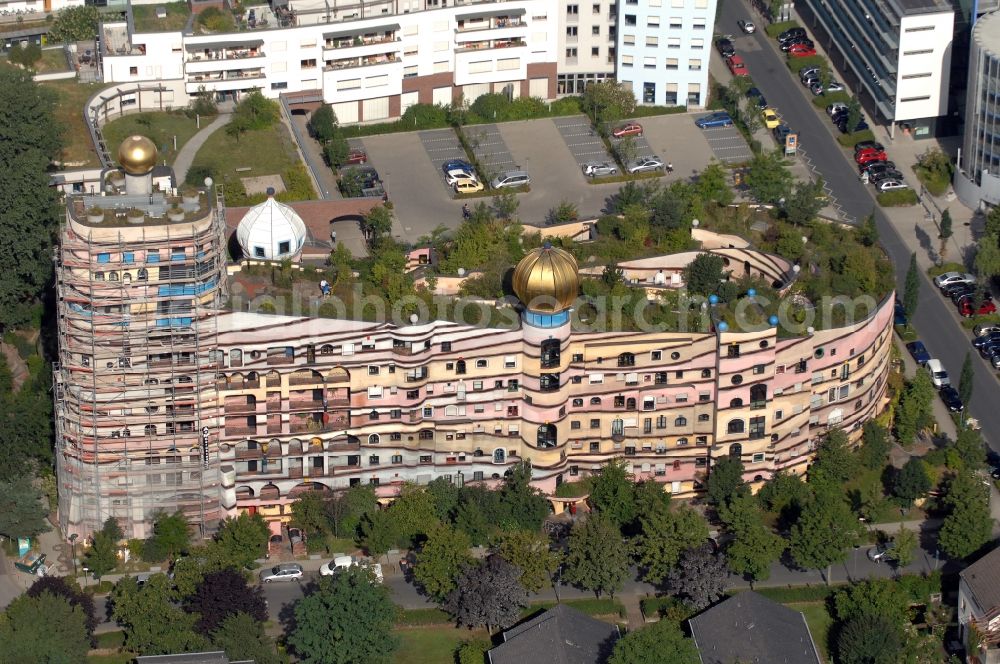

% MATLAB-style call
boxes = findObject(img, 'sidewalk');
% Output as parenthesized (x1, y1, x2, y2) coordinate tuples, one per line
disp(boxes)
(171, 111, 232, 186)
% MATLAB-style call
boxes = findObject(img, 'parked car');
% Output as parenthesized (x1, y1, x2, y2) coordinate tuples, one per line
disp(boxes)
(877, 180, 909, 192)
(627, 156, 665, 173)
(761, 107, 781, 129)
(894, 301, 907, 326)
(979, 340, 1000, 359)
(259, 563, 304, 583)
(345, 149, 367, 165)
(934, 271, 976, 288)
(738, 19, 755, 33)
(939, 385, 964, 412)
(442, 158, 474, 174)
(942, 279, 977, 297)
(453, 178, 484, 194)
(787, 44, 817, 57)
(319, 555, 385, 583)
(827, 102, 849, 116)
(948, 284, 979, 303)
(860, 160, 896, 175)
(870, 171, 905, 186)
(824, 81, 845, 93)
(837, 117, 870, 133)
(800, 65, 821, 82)
(868, 541, 895, 563)
(925, 358, 950, 388)
(747, 87, 768, 109)
(778, 27, 807, 44)
(809, 81, 826, 95)
(490, 170, 530, 189)
(906, 340, 930, 365)
(726, 55, 749, 77)
(855, 141, 885, 154)
(959, 296, 997, 317)
(971, 330, 1000, 348)
(716, 38, 736, 57)
(445, 168, 477, 185)
(855, 150, 888, 165)
(696, 112, 733, 128)
(612, 122, 643, 138)
(974, 323, 1000, 337)
(582, 161, 618, 177)
(782, 38, 814, 52)
(772, 123, 792, 143)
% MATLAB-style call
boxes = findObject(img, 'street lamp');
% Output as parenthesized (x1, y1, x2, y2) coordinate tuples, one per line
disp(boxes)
(69, 534, 78, 576)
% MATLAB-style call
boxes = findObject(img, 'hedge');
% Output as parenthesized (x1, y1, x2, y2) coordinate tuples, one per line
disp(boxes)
(395, 608, 453, 626)
(877, 189, 920, 207)
(630, 104, 689, 118)
(897, 571, 943, 604)
(836, 129, 877, 147)
(812, 91, 851, 109)
(926, 262, 966, 278)
(784, 54, 829, 75)
(751, 584, 846, 603)
(765, 20, 801, 38)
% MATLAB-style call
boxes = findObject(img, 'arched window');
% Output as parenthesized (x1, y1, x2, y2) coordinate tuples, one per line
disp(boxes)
(729, 443, 743, 458)
(677, 437, 689, 446)
(455, 359, 466, 375)
(590, 397, 602, 405)
(540, 374, 560, 392)
(618, 352, 635, 367)
(108, 271, 119, 281)
(94, 271, 105, 281)
(729, 397, 743, 408)
(492, 448, 506, 464)
(368, 434, 380, 445)
(541, 339, 561, 369)
(701, 368, 711, 378)
(674, 416, 687, 427)
(572, 398, 584, 407)
(728, 419, 745, 434)
(698, 413, 710, 422)
(320, 344, 334, 355)
(537, 424, 557, 448)
(626, 397, 637, 410)
(611, 418, 624, 437)
(137, 267, 148, 281)
(750, 384, 767, 409)
(144, 424, 156, 436)
(418, 429, 434, 440)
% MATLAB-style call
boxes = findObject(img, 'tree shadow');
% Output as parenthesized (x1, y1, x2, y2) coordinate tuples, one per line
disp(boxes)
(914, 224, 936, 264)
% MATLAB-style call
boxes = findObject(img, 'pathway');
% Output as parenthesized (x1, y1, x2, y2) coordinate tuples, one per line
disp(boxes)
(284, 105, 340, 201)
(171, 112, 231, 186)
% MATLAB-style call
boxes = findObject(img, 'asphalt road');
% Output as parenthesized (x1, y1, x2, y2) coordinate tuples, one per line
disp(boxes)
(718, 0, 999, 451)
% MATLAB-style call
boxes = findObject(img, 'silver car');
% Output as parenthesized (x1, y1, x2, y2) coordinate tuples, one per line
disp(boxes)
(627, 156, 665, 174)
(582, 161, 618, 177)
(259, 563, 304, 583)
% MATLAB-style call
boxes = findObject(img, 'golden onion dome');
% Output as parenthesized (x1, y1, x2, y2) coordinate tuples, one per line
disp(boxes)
(117, 135, 157, 175)
(512, 242, 580, 313)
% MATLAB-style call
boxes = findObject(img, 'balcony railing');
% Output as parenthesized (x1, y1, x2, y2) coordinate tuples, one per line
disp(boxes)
(289, 375, 324, 386)
(187, 48, 264, 62)
(457, 39, 526, 53)
(456, 18, 524, 32)
(224, 402, 257, 414)
(225, 425, 258, 436)
(324, 54, 398, 71)
(324, 35, 399, 50)
(189, 71, 265, 83)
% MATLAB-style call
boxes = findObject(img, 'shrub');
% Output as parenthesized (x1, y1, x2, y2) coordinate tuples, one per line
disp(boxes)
(197, 6, 235, 31)
(837, 129, 877, 147)
(812, 91, 851, 109)
(549, 96, 583, 116)
(784, 55, 828, 74)
(877, 189, 920, 207)
(185, 163, 215, 187)
(455, 639, 491, 664)
(395, 608, 452, 626)
(8, 43, 42, 68)
(276, 164, 317, 202)
(49, 6, 101, 43)
(914, 148, 953, 196)
(766, 20, 801, 38)
(753, 584, 845, 603)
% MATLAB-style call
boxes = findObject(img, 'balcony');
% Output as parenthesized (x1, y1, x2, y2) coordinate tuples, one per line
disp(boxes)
(456, 39, 526, 53)
(457, 17, 524, 32)
(186, 46, 264, 63)
(225, 425, 258, 436)
(288, 399, 324, 411)
(324, 53, 399, 71)
(324, 34, 400, 51)
(224, 401, 258, 414)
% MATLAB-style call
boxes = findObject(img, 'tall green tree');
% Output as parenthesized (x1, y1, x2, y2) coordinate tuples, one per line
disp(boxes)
(856, 212, 879, 247)
(888, 526, 917, 570)
(0, 65, 62, 329)
(609, 618, 700, 664)
(445, 555, 528, 631)
(745, 150, 794, 206)
(790, 486, 862, 584)
(492, 530, 560, 593)
(145, 511, 191, 562)
(110, 574, 208, 656)
(953, 427, 987, 471)
(0, 477, 50, 539)
(696, 162, 734, 206)
(938, 471, 993, 559)
(582, 80, 636, 128)
(939, 209, 953, 260)
(563, 515, 630, 598)
(588, 459, 636, 529)
(895, 370, 935, 445)
(959, 352, 975, 407)
(289, 567, 399, 664)
(706, 455, 748, 507)
(325, 484, 378, 539)
(858, 421, 891, 471)
(809, 428, 858, 486)
(891, 458, 932, 507)
(833, 577, 911, 627)
(0, 591, 90, 664)
(634, 502, 708, 585)
(27, 576, 98, 645)
(290, 491, 330, 538)
(783, 178, 826, 226)
(84, 520, 120, 580)
(211, 612, 280, 664)
(413, 523, 472, 601)
(215, 512, 269, 569)
(976, 232, 1000, 278)
(903, 253, 920, 320)
(846, 96, 863, 136)
(684, 253, 727, 298)
(498, 462, 550, 532)
(720, 491, 785, 584)
(308, 104, 338, 144)
(837, 615, 903, 664)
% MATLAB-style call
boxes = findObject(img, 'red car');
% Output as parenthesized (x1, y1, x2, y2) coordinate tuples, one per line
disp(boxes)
(855, 150, 888, 165)
(612, 123, 643, 138)
(346, 149, 367, 165)
(726, 55, 749, 77)
(787, 44, 817, 58)
(959, 296, 996, 317)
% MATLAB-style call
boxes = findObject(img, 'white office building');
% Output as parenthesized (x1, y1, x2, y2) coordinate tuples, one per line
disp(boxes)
(556, 0, 617, 95)
(614, 0, 717, 108)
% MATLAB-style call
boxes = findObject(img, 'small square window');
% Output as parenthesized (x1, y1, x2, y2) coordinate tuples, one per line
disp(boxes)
(441, 341, 452, 351)
(590, 419, 600, 429)
(651, 351, 662, 361)
(368, 366, 379, 375)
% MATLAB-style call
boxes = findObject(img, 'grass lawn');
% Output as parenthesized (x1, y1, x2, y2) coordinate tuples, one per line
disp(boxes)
(86, 653, 134, 664)
(394, 626, 489, 664)
(102, 111, 200, 165)
(133, 1, 192, 32)
(790, 601, 833, 662)
(41, 79, 104, 168)
(188, 120, 306, 203)
(36, 48, 71, 74)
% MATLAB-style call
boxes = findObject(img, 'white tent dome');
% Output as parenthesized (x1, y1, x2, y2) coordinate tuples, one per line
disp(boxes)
(236, 195, 307, 261)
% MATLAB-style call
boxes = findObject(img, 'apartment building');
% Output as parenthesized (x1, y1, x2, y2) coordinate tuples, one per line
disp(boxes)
(614, 0, 716, 108)
(797, 0, 954, 137)
(955, 9, 1000, 208)
(556, 0, 617, 95)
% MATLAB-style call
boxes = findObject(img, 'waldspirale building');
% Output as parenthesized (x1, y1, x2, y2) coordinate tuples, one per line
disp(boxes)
(53, 136, 895, 539)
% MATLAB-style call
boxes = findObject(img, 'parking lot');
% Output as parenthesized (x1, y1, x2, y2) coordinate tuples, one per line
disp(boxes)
(462, 124, 517, 175)
(553, 116, 615, 169)
(418, 129, 469, 190)
(691, 115, 754, 164)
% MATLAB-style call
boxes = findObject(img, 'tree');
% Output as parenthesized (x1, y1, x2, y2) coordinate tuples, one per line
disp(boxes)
(445, 554, 528, 631)
(326, 484, 378, 539)
(953, 427, 986, 471)
(85, 516, 124, 580)
(363, 204, 394, 239)
(720, 492, 785, 584)
(959, 352, 974, 408)
(455, 639, 492, 664)
(684, 253, 727, 298)
(903, 253, 920, 320)
(976, 232, 1000, 279)
(224, 112, 253, 143)
(145, 511, 191, 562)
(895, 371, 935, 445)
(361, 509, 402, 556)
(582, 80, 637, 129)
(938, 471, 993, 559)
(323, 136, 350, 170)
(48, 5, 100, 42)
(745, 150, 794, 205)
(809, 428, 857, 486)
(858, 421, 891, 470)
(211, 612, 280, 664)
(413, 523, 472, 601)
(790, 486, 862, 584)
(0, 66, 62, 329)
(891, 458, 932, 507)
(290, 491, 330, 538)
(27, 576, 98, 645)
(288, 567, 399, 664)
(231, 89, 279, 130)
(588, 459, 636, 529)
(110, 574, 208, 656)
(186, 569, 268, 635)
(425, 477, 461, 522)
(492, 530, 560, 593)
(0, 477, 50, 539)
(613, 136, 639, 168)
(783, 178, 826, 226)
(837, 615, 903, 664)
(634, 502, 709, 585)
(308, 104, 338, 144)
(168, 542, 234, 600)
(834, 577, 911, 627)
(757, 470, 809, 528)
(498, 462, 550, 532)
(8, 43, 41, 68)
(857, 212, 879, 247)
(888, 526, 917, 570)
(215, 512, 269, 569)
(666, 543, 728, 610)
(697, 162, 733, 206)
(562, 515, 630, 597)
(706, 455, 747, 507)
(939, 209, 953, 260)
(609, 618, 700, 664)
(0, 591, 90, 663)
(846, 96, 863, 137)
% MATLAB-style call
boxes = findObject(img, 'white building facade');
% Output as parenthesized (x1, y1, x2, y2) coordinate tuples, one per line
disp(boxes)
(556, 0, 617, 95)
(614, 0, 716, 108)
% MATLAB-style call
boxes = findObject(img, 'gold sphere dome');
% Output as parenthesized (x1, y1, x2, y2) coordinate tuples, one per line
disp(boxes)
(117, 135, 157, 175)
(512, 242, 580, 313)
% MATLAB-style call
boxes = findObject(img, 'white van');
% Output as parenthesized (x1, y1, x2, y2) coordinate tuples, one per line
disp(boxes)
(925, 359, 950, 389)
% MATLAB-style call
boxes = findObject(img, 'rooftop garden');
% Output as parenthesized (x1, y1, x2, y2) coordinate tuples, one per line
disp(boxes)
(102, 111, 201, 166)
(41, 79, 104, 168)
(230, 153, 894, 335)
(131, 1, 191, 33)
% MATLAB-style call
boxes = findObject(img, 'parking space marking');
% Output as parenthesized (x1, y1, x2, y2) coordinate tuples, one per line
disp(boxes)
(553, 115, 616, 169)
(418, 129, 472, 194)
(695, 121, 753, 164)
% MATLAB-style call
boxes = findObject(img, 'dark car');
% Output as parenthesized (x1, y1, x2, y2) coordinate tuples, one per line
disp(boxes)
(906, 341, 930, 365)
(871, 170, 905, 185)
(716, 38, 736, 57)
(894, 301, 907, 326)
(778, 27, 807, 43)
(939, 385, 964, 412)
(860, 161, 897, 177)
(747, 87, 768, 109)
(948, 284, 979, 304)
(695, 112, 734, 128)
(980, 340, 1000, 359)
(442, 158, 474, 174)
(972, 330, 1000, 348)
(838, 117, 870, 134)
(943, 281, 977, 298)
(773, 123, 792, 143)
